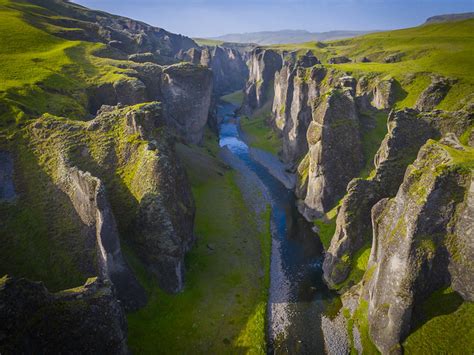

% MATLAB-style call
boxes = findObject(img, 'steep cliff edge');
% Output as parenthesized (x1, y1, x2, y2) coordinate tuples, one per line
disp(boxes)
(200, 46, 249, 94)
(57, 159, 146, 310)
(323, 109, 472, 288)
(161, 63, 213, 144)
(17, 103, 196, 294)
(0, 275, 128, 354)
(242, 48, 283, 113)
(272, 52, 322, 163)
(362, 137, 473, 353)
(298, 87, 363, 220)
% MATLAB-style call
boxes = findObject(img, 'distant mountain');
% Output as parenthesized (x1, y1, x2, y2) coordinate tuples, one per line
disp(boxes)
(425, 12, 474, 24)
(208, 29, 376, 45)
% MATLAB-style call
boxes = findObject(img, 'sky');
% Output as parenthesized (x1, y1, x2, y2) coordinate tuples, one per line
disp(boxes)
(74, 0, 474, 38)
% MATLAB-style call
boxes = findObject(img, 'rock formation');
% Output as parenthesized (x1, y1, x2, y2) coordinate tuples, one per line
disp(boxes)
(298, 88, 363, 219)
(371, 78, 396, 109)
(26, 102, 196, 294)
(201, 46, 249, 94)
(415, 76, 454, 111)
(364, 136, 473, 353)
(242, 48, 283, 113)
(58, 160, 147, 310)
(161, 63, 213, 144)
(328, 56, 351, 64)
(272, 52, 323, 164)
(0, 275, 128, 354)
(323, 108, 472, 288)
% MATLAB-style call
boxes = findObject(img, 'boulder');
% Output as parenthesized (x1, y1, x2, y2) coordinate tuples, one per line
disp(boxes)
(415, 76, 454, 111)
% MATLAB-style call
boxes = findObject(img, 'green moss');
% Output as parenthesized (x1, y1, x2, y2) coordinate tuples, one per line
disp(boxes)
(403, 288, 473, 354)
(127, 140, 271, 354)
(459, 125, 473, 145)
(334, 244, 371, 290)
(314, 219, 336, 250)
(0, 134, 95, 291)
(352, 299, 380, 354)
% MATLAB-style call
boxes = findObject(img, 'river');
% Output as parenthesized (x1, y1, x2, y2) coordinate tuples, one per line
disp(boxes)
(217, 101, 337, 354)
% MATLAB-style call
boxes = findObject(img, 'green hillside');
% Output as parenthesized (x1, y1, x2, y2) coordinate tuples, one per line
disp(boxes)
(0, 0, 131, 126)
(268, 19, 474, 111)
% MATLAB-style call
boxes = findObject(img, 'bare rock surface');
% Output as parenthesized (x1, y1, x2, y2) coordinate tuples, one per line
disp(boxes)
(161, 63, 213, 144)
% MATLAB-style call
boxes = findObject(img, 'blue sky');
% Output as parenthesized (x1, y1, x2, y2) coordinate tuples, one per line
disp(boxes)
(74, 0, 474, 37)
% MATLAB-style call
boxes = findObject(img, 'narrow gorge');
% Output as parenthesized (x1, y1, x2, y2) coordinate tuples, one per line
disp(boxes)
(0, 0, 473, 354)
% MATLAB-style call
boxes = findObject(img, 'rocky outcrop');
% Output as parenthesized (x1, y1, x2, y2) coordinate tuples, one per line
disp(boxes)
(328, 56, 351, 64)
(58, 160, 147, 310)
(415, 76, 454, 111)
(298, 89, 363, 220)
(161, 63, 213, 144)
(272, 52, 323, 164)
(96, 104, 196, 293)
(371, 78, 396, 109)
(242, 48, 283, 113)
(364, 137, 473, 353)
(323, 108, 472, 288)
(88, 78, 148, 115)
(383, 52, 404, 63)
(28, 103, 196, 294)
(0, 151, 16, 202)
(0, 275, 128, 354)
(201, 46, 249, 95)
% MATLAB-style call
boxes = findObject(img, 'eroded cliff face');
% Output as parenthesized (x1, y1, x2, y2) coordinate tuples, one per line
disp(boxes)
(57, 160, 146, 310)
(0, 276, 128, 354)
(161, 63, 213, 144)
(19, 102, 195, 295)
(323, 109, 472, 288)
(363, 137, 473, 353)
(298, 88, 363, 220)
(242, 48, 283, 113)
(272, 52, 322, 164)
(202, 46, 249, 94)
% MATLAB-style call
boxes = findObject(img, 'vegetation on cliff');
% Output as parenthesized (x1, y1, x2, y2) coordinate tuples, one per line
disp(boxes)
(127, 136, 272, 353)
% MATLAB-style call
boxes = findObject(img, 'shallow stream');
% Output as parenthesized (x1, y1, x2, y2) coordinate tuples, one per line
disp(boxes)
(217, 102, 336, 354)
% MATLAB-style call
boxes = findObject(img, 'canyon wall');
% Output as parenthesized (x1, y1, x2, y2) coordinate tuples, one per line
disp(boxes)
(243, 45, 473, 352)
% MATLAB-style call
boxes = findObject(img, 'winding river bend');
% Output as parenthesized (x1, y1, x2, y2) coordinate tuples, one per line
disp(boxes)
(217, 101, 336, 354)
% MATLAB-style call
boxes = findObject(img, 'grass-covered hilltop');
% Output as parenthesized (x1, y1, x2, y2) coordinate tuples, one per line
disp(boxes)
(0, 0, 473, 353)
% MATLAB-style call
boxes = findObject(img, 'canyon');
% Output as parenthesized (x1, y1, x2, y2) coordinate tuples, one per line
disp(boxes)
(0, 0, 473, 353)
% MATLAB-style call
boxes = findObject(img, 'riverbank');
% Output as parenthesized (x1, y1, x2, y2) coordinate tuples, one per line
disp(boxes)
(126, 132, 271, 353)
